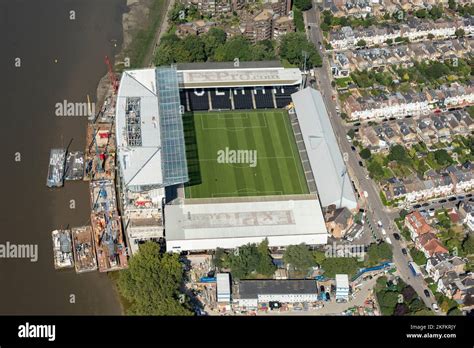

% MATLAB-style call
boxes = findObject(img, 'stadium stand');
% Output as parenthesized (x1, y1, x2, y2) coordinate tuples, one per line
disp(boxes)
(232, 87, 254, 110)
(188, 89, 210, 111)
(210, 88, 232, 110)
(254, 86, 275, 109)
(274, 85, 299, 108)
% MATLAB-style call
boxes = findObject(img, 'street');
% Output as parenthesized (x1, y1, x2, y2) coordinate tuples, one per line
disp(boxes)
(304, 2, 438, 311)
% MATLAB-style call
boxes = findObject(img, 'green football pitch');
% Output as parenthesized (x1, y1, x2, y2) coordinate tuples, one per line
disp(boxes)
(183, 109, 308, 198)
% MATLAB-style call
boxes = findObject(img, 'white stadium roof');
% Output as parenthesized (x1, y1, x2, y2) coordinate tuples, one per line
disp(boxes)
(291, 88, 358, 210)
(178, 67, 302, 89)
(116, 69, 163, 187)
(165, 195, 328, 252)
(116, 67, 188, 189)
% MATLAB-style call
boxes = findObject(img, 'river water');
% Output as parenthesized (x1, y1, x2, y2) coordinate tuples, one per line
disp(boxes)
(0, 0, 127, 314)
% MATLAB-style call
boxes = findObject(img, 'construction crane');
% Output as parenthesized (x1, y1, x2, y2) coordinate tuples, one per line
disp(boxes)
(105, 55, 118, 94)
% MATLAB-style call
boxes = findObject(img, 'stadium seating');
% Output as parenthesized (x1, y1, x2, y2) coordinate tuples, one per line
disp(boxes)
(254, 87, 275, 109)
(179, 91, 188, 112)
(210, 88, 232, 110)
(188, 89, 210, 111)
(232, 87, 254, 110)
(274, 86, 299, 108)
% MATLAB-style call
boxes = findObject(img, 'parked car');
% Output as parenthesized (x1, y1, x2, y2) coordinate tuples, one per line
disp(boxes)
(424, 289, 430, 297)
(401, 248, 407, 255)
(358, 161, 363, 167)
(432, 303, 439, 312)
(448, 197, 456, 202)
(351, 145, 356, 151)
(439, 199, 447, 204)
(413, 204, 421, 209)
(393, 233, 400, 240)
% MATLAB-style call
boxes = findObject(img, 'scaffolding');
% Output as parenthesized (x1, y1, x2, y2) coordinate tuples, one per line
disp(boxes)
(125, 97, 142, 147)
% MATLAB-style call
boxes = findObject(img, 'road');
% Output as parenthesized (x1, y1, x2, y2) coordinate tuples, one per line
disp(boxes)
(304, 3, 438, 311)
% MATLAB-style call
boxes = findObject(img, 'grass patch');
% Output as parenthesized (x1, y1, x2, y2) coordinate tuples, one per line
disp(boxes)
(184, 110, 308, 198)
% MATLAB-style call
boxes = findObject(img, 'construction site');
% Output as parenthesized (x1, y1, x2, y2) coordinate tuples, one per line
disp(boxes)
(71, 226, 98, 273)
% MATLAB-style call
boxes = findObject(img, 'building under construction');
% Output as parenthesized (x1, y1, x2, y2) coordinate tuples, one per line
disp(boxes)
(71, 226, 98, 273)
(91, 212, 128, 272)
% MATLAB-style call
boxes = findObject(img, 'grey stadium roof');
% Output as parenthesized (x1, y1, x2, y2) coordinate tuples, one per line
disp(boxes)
(239, 280, 318, 299)
(291, 87, 357, 210)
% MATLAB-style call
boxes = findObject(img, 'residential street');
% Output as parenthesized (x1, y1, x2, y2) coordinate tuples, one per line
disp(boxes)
(304, 2, 439, 311)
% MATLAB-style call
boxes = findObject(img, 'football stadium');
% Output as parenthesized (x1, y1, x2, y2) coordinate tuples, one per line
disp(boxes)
(115, 61, 357, 253)
(183, 109, 308, 199)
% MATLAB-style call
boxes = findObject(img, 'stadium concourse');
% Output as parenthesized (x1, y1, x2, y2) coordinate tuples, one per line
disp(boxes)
(115, 62, 338, 253)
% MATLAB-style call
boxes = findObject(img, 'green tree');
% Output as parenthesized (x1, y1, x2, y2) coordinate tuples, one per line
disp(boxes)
(415, 9, 427, 18)
(388, 145, 411, 165)
(434, 149, 452, 166)
(183, 35, 206, 62)
(213, 36, 254, 61)
(377, 290, 398, 315)
(360, 148, 372, 160)
(256, 238, 277, 276)
(447, 307, 463, 316)
(368, 160, 385, 180)
(356, 39, 367, 47)
(409, 298, 425, 313)
(294, 0, 312, 11)
(202, 27, 227, 58)
(462, 234, 474, 255)
(448, 0, 457, 10)
(320, 257, 362, 278)
(117, 242, 192, 315)
(313, 250, 326, 266)
(455, 28, 465, 38)
(410, 248, 427, 266)
(366, 242, 392, 267)
(279, 32, 322, 68)
(283, 244, 316, 273)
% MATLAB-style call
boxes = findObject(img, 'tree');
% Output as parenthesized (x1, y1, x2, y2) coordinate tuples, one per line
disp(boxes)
(447, 307, 463, 316)
(455, 28, 465, 38)
(356, 39, 366, 47)
(360, 148, 372, 160)
(434, 149, 452, 166)
(279, 32, 322, 68)
(377, 290, 398, 315)
(366, 242, 392, 267)
(213, 36, 254, 62)
(409, 298, 425, 313)
(224, 240, 276, 279)
(388, 145, 411, 165)
(320, 257, 362, 278)
(368, 160, 384, 180)
(410, 248, 427, 266)
(415, 9, 427, 18)
(394, 303, 409, 316)
(313, 250, 326, 266)
(202, 27, 227, 58)
(427, 33, 435, 40)
(429, 6, 443, 20)
(183, 36, 206, 62)
(448, 0, 457, 10)
(294, 0, 312, 11)
(117, 242, 192, 315)
(462, 234, 474, 255)
(283, 244, 316, 273)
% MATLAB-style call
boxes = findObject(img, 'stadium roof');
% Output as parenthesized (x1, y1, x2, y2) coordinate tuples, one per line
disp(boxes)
(291, 87, 358, 210)
(178, 67, 302, 89)
(176, 60, 282, 70)
(165, 194, 328, 252)
(239, 280, 318, 299)
(115, 68, 188, 188)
